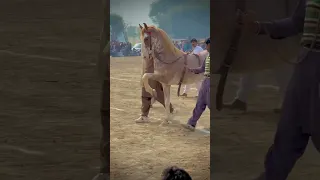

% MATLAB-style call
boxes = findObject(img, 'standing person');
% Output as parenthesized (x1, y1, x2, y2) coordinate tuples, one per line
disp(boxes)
(183, 40, 192, 52)
(161, 166, 192, 180)
(127, 42, 132, 54)
(182, 38, 210, 131)
(180, 41, 184, 51)
(181, 41, 185, 52)
(240, 0, 320, 179)
(175, 41, 180, 49)
(181, 38, 204, 97)
(135, 55, 175, 123)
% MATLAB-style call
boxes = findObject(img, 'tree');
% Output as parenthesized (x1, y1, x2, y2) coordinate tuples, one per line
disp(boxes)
(126, 25, 139, 38)
(149, 0, 210, 38)
(110, 13, 125, 41)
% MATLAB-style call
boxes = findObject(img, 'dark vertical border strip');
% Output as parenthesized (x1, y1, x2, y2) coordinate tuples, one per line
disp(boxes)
(209, 0, 214, 179)
(97, 0, 110, 177)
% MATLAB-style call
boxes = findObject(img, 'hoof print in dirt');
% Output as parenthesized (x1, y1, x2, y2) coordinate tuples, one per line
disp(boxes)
(159, 120, 171, 126)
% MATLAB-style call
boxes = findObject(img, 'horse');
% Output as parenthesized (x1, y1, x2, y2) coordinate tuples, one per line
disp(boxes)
(211, 0, 301, 110)
(139, 23, 209, 124)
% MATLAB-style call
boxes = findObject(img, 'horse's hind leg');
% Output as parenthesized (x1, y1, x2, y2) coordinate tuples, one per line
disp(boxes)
(161, 83, 172, 124)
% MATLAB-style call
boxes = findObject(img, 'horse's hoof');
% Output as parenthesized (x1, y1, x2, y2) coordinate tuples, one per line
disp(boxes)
(135, 116, 150, 123)
(171, 108, 178, 114)
(159, 120, 171, 126)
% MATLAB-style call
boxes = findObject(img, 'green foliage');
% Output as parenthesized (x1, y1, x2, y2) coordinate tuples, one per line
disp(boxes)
(149, 0, 210, 38)
(126, 26, 139, 38)
(110, 13, 125, 39)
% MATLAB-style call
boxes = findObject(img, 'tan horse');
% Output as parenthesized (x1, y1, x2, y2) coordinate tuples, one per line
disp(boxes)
(139, 23, 208, 123)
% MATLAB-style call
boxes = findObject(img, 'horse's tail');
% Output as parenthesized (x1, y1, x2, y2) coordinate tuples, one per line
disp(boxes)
(177, 55, 188, 97)
(177, 83, 182, 97)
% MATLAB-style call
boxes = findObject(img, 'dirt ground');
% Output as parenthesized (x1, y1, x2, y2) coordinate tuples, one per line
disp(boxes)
(110, 57, 210, 180)
(0, 0, 319, 180)
(211, 73, 320, 180)
(0, 1, 209, 179)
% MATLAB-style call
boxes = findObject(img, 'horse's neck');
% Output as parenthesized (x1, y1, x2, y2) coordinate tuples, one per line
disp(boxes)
(156, 36, 184, 59)
(155, 48, 183, 61)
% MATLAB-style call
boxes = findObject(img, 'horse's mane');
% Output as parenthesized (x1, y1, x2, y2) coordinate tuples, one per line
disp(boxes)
(140, 25, 184, 57)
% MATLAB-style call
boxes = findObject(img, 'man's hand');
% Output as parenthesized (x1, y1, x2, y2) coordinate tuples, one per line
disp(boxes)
(188, 68, 199, 74)
(237, 10, 260, 34)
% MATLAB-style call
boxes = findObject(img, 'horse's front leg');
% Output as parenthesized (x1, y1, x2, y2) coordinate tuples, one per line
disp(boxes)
(161, 83, 172, 124)
(142, 73, 157, 98)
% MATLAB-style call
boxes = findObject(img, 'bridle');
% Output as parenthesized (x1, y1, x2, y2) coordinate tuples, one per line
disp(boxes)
(141, 23, 184, 65)
(215, 0, 246, 111)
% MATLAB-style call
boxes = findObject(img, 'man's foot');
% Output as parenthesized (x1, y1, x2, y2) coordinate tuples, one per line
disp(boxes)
(223, 99, 247, 111)
(273, 108, 282, 114)
(252, 172, 265, 180)
(181, 93, 187, 97)
(91, 173, 109, 180)
(181, 123, 195, 131)
(135, 116, 150, 123)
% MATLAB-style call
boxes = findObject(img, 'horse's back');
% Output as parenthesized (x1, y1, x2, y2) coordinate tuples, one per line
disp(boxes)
(212, 0, 300, 73)
(186, 50, 208, 68)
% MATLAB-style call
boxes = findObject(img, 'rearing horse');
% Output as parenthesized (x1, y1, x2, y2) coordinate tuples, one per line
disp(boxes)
(139, 23, 209, 124)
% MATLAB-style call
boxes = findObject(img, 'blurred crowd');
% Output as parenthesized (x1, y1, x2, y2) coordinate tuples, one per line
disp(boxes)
(110, 40, 133, 57)
(173, 39, 207, 52)
(110, 38, 207, 57)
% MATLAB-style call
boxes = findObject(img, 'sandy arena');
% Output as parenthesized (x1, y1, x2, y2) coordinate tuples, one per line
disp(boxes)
(0, 0, 320, 180)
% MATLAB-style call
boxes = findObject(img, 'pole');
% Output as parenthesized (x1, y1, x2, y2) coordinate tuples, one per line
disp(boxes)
(92, 0, 110, 179)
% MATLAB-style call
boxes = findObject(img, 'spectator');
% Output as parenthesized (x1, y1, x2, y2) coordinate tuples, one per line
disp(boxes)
(182, 37, 211, 131)
(161, 166, 192, 180)
(183, 40, 192, 52)
(181, 38, 204, 97)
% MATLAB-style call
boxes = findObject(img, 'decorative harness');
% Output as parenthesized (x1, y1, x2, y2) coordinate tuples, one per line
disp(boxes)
(215, 1, 246, 111)
(145, 33, 201, 97)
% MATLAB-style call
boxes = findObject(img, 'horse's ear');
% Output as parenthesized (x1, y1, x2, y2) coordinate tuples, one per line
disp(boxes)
(143, 23, 148, 30)
(139, 24, 143, 29)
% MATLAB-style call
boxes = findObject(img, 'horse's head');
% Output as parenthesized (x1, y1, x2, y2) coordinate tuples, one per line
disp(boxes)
(139, 23, 161, 54)
(139, 23, 183, 60)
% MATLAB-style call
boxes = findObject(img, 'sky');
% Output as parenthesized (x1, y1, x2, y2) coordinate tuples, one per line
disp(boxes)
(110, 0, 155, 26)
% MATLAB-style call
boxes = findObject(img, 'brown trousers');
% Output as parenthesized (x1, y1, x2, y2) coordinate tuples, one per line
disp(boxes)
(141, 80, 173, 117)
